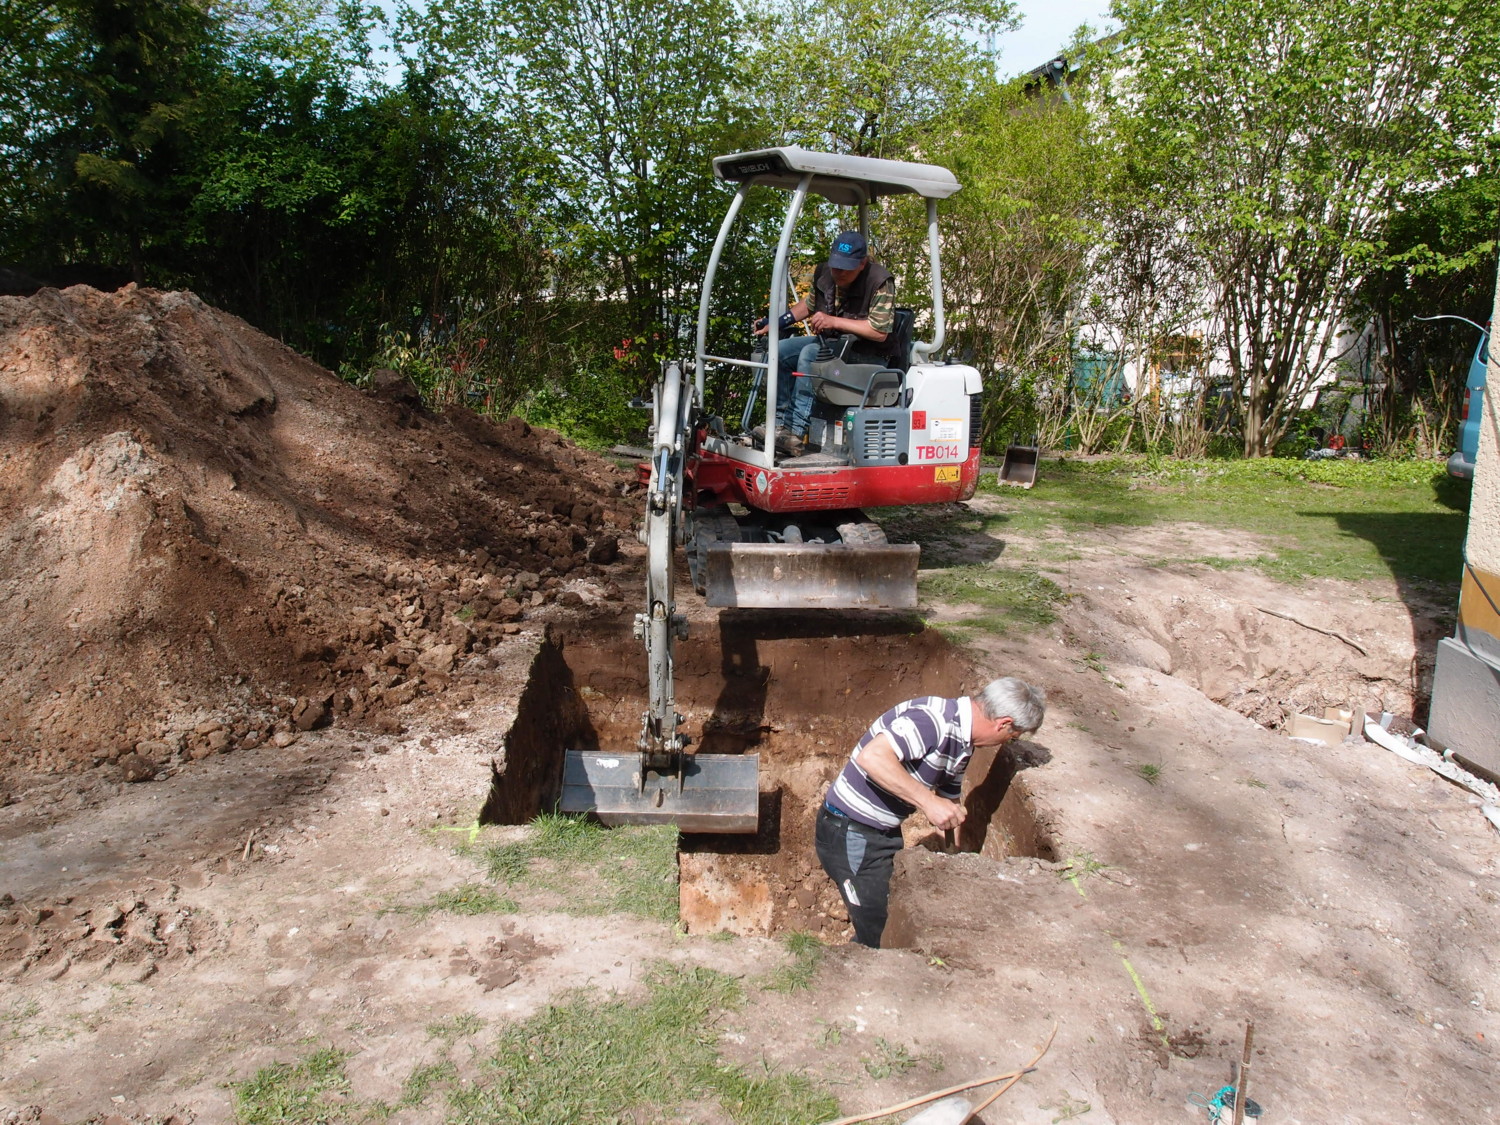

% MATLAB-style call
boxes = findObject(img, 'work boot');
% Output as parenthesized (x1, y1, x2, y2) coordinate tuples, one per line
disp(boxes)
(774, 428, 803, 459)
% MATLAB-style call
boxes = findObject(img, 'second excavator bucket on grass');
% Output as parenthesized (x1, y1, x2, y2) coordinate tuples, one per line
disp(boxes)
(559, 750, 761, 834)
(998, 444, 1039, 488)
(702, 542, 919, 609)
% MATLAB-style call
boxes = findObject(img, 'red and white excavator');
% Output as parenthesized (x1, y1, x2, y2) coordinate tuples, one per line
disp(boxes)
(561, 147, 985, 832)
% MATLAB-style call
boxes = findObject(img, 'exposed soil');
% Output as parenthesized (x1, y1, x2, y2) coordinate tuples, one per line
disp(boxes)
(0, 285, 637, 789)
(2, 287, 1498, 1124)
(527, 619, 1052, 941)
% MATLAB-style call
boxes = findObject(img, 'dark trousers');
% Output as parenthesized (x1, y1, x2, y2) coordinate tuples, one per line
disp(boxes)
(815, 805, 904, 948)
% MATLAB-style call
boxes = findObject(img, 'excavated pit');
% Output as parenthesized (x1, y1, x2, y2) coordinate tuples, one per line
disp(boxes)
(485, 615, 1056, 939)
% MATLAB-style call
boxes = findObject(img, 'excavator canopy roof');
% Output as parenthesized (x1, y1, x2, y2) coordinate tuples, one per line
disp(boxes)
(713, 146, 961, 204)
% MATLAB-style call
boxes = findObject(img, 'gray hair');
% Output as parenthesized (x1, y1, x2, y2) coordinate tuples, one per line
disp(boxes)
(977, 677, 1046, 733)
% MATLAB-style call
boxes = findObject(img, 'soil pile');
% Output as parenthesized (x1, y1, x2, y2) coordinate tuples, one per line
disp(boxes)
(0, 285, 638, 787)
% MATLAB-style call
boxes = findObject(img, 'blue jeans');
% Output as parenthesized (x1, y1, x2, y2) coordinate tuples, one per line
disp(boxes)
(773, 337, 820, 437)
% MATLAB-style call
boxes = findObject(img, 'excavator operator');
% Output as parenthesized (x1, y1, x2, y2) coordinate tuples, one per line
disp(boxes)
(753, 230, 896, 456)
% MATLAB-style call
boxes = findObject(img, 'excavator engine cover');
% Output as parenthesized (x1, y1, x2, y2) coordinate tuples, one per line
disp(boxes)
(560, 750, 760, 834)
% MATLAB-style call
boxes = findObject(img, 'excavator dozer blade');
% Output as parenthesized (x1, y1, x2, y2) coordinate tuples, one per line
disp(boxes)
(559, 751, 761, 834)
(703, 542, 919, 609)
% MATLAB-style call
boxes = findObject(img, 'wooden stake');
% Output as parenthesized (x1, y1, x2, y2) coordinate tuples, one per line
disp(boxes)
(819, 1023, 1057, 1125)
(1232, 1021, 1255, 1125)
(964, 1024, 1058, 1122)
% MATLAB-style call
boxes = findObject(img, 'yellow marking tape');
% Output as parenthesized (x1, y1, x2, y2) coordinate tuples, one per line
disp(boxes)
(1061, 861, 1170, 1046)
(431, 820, 483, 845)
(1114, 939, 1170, 1046)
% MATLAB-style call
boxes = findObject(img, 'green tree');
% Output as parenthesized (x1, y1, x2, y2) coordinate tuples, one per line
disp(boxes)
(176, 0, 470, 366)
(747, 0, 1018, 158)
(398, 0, 762, 441)
(909, 73, 1106, 451)
(1110, 0, 1500, 456)
(1359, 175, 1500, 456)
(0, 0, 229, 283)
(451, 0, 752, 347)
(189, 0, 561, 401)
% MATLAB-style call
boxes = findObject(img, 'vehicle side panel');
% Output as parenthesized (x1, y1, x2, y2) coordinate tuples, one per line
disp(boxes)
(691, 448, 981, 513)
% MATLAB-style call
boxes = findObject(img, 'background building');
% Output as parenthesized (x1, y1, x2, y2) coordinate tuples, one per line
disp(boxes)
(1428, 262, 1500, 771)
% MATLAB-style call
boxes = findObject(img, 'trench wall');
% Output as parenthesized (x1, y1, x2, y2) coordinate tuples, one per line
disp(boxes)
(483, 613, 1058, 936)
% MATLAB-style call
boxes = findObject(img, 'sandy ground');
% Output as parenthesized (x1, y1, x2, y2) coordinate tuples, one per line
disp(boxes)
(3, 289, 1498, 1123)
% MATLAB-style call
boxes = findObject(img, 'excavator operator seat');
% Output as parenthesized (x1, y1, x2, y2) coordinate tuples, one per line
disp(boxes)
(808, 308, 915, 409)
(811, 359, 903, 409)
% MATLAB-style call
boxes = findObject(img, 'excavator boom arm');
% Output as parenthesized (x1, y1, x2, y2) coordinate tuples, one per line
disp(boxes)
(560, 362, 761, 833)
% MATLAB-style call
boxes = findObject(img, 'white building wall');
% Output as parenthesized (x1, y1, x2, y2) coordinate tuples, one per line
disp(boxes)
(1427, 259, 1500, 768)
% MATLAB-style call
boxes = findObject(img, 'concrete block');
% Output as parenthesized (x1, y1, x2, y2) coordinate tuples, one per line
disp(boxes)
(1427, 637, 1500, 774)
(1287, 712, 1350, 744)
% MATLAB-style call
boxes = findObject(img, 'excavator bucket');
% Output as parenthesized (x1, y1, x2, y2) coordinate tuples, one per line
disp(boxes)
(559, 751, 761, 834)
(702, 542, 919, 609)
(997, 444, 1039, 488)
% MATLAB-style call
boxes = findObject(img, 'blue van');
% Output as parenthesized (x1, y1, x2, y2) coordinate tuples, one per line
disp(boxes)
(1448, 330, 1490, 480)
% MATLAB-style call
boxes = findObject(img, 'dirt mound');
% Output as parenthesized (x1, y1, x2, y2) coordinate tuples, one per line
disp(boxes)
(0, 285, 638, 787)
(986, 518, 1442, 730)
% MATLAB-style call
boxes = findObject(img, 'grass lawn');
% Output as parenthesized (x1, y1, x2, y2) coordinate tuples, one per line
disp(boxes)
(233, 965, 839, 1124)
(876, 457, 1471, 632)
(236, 819, 846, 1125)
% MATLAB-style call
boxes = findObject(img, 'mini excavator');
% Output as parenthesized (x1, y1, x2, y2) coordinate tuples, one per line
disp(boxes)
(560, 147, 985, 833)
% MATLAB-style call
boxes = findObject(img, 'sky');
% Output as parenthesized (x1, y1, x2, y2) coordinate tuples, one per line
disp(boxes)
(995, 0, 1119, 78)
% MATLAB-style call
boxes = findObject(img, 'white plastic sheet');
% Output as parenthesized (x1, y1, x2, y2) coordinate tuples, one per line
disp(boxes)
(1364, 717, 1500, 835)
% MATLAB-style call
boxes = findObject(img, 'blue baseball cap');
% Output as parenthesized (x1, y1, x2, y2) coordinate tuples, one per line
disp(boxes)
(829, 230, 868, 270)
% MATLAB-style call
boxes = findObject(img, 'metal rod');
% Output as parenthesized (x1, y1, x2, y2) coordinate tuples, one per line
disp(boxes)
(700, 354, 769, 371)
(765, 173, 812, 461)
(696, 184, 750, 401)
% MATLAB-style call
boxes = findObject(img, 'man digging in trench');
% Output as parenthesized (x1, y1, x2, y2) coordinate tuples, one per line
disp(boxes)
(817, 678, 1047, 948)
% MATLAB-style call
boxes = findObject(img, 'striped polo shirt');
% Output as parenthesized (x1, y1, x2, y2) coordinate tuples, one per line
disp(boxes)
(826, 697, 974, 830)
